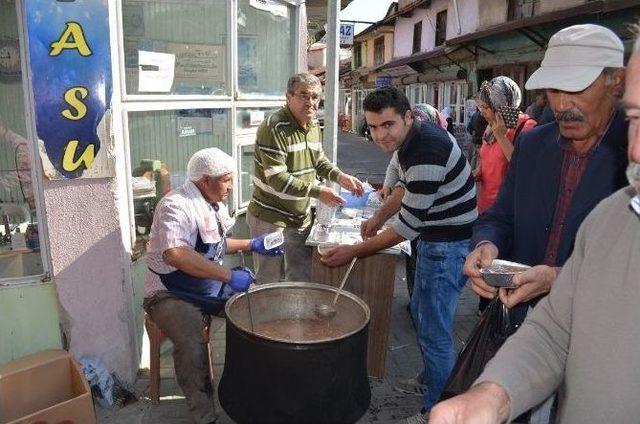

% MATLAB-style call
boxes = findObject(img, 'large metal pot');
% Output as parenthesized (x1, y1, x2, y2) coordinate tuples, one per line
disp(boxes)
(218, 282, 371, 424)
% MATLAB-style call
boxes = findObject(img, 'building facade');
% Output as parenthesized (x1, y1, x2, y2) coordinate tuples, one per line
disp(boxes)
(342, 0, 639, 136)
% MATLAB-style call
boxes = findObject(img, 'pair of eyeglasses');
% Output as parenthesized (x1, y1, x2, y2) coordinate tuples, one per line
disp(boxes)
(293, 92, 321, 103)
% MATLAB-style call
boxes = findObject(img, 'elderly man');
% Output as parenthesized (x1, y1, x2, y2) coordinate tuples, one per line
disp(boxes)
(247, 72, 363, 284)
(322, 87, 477, 423)
(464, 24, 629, 325)
(144, 148, 283, 424)
(429, 30, 640, 423)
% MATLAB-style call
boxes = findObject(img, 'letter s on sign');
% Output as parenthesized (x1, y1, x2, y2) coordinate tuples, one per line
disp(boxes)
(61, 87, 89, 121)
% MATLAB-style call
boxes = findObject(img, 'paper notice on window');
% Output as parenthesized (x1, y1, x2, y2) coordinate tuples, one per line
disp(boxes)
(249, 0, 288, 18)
(138, 50, 175, 93)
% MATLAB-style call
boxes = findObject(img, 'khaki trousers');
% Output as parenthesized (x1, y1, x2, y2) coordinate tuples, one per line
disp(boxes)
(246, 211, 312, 284)
(144, 292, 217, 424)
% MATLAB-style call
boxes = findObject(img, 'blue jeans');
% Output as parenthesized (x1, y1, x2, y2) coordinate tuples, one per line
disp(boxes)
(410, 238, 469, 411)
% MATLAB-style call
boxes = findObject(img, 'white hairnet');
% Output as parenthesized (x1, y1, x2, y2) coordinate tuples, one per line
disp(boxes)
(187, 148, 236, 182)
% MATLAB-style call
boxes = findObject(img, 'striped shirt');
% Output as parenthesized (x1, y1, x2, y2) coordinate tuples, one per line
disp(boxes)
(392, 121, 478, 242)
(248, 106, 342, 227)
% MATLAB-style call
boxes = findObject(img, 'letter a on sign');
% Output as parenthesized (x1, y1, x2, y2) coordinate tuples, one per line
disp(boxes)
(50, 22, 92, 57)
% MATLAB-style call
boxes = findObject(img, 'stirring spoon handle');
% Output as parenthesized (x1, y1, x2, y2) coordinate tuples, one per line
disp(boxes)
(332, 257, 358, 305)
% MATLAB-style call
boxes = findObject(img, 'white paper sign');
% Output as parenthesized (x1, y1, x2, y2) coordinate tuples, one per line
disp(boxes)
(249, 110, 265, 126)
(249, 0, 288, 18)
(138, 50, 176, 93)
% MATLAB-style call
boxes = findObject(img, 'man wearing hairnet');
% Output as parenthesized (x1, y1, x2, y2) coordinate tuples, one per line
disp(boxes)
(143, 148, 283, 424)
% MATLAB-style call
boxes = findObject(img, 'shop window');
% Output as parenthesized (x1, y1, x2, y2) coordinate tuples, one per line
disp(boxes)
(237, 0, 296, 97)
(127, 109, 230, 253)
(0, 0, 44, 280)
(412, 21, 422, 54)
(435, 10, 447, 47)
(121, 0, 228, 96)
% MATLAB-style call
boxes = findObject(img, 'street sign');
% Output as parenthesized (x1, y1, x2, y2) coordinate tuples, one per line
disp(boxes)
(319, 23, 354, 46)
(340, 24, 354, 45)
(376, 76, 391, 88)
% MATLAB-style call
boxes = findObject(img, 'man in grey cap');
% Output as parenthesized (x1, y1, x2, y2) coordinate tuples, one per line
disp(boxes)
(429, 24, 640, 423)
(463, 23, 629, 325)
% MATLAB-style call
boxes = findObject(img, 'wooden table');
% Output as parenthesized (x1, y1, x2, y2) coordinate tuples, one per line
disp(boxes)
(311, 249, 397, 377)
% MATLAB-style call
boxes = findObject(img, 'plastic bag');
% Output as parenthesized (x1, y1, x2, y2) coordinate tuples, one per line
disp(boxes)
(80, 355, 115, 408)
(440, 298, 518, 400)
(80, 355, 137, 408)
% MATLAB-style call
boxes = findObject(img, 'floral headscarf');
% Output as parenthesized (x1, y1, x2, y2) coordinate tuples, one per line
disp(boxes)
(478, 76, 522, 110)
(412, 103, 448, 129)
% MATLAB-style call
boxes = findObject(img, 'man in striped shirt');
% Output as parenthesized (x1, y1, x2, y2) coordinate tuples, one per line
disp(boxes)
(322, 87, 477, 423)
(247, 73, 363, 284)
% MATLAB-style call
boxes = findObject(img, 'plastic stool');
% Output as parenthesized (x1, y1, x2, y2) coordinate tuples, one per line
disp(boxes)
(145, 313, 214, 403)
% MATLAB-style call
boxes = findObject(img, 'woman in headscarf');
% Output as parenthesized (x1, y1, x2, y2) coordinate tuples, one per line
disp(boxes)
(474, 76, 536, 213)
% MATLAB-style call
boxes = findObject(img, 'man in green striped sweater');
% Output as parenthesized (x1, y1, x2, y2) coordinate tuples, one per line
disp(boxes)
(247, 73, 363, 284)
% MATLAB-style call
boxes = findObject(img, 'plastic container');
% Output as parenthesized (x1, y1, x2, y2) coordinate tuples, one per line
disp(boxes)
(341, 187, 374, 208)
(264, 231, 284, 249)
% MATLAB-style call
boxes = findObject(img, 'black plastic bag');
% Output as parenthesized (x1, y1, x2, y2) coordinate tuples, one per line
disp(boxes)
(440, 297, 518, 400)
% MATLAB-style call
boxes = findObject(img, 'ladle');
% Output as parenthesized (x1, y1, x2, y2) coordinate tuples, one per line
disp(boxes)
(239, 251, 255, 332)
(315, 257, 358, 319)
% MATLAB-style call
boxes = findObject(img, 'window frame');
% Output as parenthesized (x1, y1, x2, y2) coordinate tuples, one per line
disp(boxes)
(0, 0, 51, 286)
(114, 0, 302, 252)
(435, 10, 447, 47)
(353, 42, 362, 68)
(373, 36, 385, 66)
(412, 21, 422, 54)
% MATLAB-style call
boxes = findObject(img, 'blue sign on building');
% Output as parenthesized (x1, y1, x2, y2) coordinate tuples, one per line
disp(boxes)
(375, 76, 391, 88)
(26, 0, 112, 179)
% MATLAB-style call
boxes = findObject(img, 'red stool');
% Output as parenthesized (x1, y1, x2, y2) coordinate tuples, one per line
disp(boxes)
(145, 314, 214, 403)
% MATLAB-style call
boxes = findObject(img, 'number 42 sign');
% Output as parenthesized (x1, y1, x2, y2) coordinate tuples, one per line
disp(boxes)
(339, 24, 354, 45)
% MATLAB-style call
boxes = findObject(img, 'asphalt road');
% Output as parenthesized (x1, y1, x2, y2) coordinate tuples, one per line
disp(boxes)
(335, 130, 391, 187)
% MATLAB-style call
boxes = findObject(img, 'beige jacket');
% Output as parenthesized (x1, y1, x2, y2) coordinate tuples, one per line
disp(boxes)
(477, 186, 640, 423)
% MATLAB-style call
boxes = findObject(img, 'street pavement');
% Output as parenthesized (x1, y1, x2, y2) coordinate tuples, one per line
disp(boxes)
(96, 131, 480, 424)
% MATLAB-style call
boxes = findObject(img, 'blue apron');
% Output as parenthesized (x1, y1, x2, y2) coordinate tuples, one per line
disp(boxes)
(153, 208, 235, 315)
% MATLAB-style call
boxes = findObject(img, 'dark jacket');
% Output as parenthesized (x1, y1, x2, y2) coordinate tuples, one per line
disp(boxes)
(467, 111, 488, 146)
(472, 109, 628, 267)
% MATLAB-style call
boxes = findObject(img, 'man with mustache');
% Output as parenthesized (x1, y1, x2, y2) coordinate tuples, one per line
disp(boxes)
(464, 24, 629, 325)
(429, 26, 640, 423)
(247, 73, 363, 284)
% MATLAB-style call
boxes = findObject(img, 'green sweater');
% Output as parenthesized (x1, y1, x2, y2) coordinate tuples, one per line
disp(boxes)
(248, 106, 342, 227)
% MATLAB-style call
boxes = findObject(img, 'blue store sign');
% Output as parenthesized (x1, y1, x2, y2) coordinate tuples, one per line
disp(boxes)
(26, 0, 112, 179)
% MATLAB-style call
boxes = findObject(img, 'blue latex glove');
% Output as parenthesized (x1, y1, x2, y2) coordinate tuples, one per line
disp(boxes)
(229, 267, 254, 292)
(250, 233, 285, 256)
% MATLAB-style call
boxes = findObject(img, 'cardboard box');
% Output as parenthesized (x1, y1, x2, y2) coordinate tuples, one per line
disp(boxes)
(0, 349, 96, 424)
